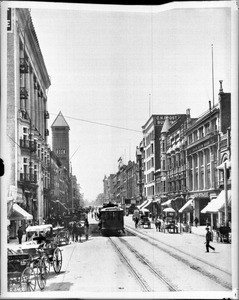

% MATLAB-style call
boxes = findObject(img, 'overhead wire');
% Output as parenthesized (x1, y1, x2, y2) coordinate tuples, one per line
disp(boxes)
(7, 104, 142, 133)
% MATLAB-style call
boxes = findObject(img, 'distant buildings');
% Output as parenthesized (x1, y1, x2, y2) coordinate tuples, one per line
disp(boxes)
(103, 83, 231, 227)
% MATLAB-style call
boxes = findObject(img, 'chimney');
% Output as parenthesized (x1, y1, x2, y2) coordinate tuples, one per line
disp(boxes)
(219, 80, 223, 93)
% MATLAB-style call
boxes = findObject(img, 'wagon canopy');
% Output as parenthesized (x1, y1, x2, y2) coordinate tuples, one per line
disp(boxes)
(163, 207, 176, 213)
(26, 224, 52, 233)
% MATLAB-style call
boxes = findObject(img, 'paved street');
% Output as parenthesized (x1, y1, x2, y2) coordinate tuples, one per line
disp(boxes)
(6, 214, 232, 297)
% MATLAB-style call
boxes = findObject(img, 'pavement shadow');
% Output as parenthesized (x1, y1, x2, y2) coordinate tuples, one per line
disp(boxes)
(46, 282, 73, 291)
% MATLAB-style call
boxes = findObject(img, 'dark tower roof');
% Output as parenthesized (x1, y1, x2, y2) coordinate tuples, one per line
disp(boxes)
(51, 111, 70, 128)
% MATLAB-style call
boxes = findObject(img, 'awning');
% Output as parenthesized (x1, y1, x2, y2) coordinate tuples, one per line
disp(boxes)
(201, 190, 231, 213)
(137, 199, 148, 209)
(9, 203, 33, 221)
(143, 199, 153, 209)
(178, 199, 194, 213)
(161, 199, 172, 207)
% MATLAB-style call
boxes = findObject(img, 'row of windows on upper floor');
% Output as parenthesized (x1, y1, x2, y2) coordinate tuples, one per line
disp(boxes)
(187, 118, 218, 145)
(21, 127, 67, 164)
(144, 130, 155, 147)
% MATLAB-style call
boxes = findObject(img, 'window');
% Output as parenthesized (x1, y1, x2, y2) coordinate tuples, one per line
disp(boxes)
(205, 123, 210, 135)
(211, 118, 217, 133)
(162, 159, 166, 171)
(188, 134, 193, 144)
(193, 131, 198, 142)
(162, 140, 165, 152)
(199, 127, 204, 138)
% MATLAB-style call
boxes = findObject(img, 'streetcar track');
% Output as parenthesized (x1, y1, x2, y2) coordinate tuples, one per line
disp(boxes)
(126, 224, 231, 276)
(108, 237, 152, 292)
(118, 237, 179, 292)
(125, 225, 232, 290)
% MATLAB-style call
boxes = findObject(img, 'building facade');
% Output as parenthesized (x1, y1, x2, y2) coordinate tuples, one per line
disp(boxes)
(7, 8, 51, 236)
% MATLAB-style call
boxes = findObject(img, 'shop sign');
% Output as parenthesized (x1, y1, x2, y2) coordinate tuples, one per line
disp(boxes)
(7, 8, 12, 32)
(154, 115, 181, 126)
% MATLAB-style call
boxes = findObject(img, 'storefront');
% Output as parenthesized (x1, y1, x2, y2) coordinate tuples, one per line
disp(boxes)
(201, 190, 231, 229)
(8, 203, 33, 239)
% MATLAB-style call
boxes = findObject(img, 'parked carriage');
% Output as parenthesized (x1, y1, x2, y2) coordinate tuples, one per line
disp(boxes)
(25, 224, 63, 274)
(8, 251, 37, 292)
(98, 203, 125, 236)
(162, 207, 179, 233)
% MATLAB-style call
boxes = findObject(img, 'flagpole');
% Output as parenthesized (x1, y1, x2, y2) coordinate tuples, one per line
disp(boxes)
(211, 44, 215, 107)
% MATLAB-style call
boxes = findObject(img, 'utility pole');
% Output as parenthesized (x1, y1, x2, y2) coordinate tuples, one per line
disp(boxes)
(223, 162, 228, 227)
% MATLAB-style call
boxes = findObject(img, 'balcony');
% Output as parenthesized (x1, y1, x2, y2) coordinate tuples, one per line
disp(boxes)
(20, 58, 29, 73)
(20, 87, 29, 100)
(20, 139, 37, 152)
(44, 111, 50, 119)
(19, 173, 37, 184)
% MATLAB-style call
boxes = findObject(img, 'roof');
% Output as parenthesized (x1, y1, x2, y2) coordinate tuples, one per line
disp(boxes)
(51, 111, 70, 128)
(161, 116, 171, 133)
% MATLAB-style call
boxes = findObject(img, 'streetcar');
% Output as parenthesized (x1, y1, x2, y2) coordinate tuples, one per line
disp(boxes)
(98, 203, 125, 236)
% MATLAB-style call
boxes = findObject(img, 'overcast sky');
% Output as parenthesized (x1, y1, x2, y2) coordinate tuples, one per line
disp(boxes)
(20, 2, 232, 201)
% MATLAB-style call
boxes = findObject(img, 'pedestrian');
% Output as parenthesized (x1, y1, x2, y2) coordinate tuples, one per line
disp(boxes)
(155, 218, 161, 231)
(84, 219, 89, 241)
(194, 217, 199, 227)
(76, 222, 83, 242)
(17, 225, 24, 244)
(134, 216, 139, 228)
(205, 227, 215, 252)
(72, 221, 77, 242)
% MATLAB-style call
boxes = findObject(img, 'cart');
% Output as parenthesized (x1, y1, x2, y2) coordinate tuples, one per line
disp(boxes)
(8, 250, 36, 292)
(8, 243, 49, 291)
(216, 226, 231, 243)
(53, 226, 70, 246)
(25, 224, 63, 275)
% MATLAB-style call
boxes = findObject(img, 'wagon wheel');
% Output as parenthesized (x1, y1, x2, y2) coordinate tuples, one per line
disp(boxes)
(20, 267, 36, 292)
(42, 255, 51, 277)
(36, 259, 47, 290)
(52, 248, 62, 273)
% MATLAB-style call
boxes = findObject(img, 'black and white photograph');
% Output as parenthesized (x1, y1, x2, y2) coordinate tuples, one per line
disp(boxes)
(0, 1, 238, 299)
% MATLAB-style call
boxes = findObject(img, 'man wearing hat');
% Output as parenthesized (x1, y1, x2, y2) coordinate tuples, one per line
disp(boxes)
(205, 227, 215, 252)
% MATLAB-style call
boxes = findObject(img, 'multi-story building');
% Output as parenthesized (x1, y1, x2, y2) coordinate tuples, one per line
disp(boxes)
(180, 82, 231, 227)
(125, 161, 138, 206)
(7, 8, 51, 236)
(141, 114, 186, 212)
(136, 141, 145, 205)
(103, 174, 114, 202)
(156, 113, 192, 218)
(200, 81, 231, 228)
